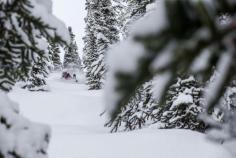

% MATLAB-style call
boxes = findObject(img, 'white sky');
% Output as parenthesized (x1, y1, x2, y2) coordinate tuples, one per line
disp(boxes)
(52, 0, 86, 56)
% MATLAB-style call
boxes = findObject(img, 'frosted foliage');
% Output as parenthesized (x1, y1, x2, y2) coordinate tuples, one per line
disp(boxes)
(191, 49, 211, 73)
(0, 1, 69, 157)
(217, 14, 232, 28)
(106, 0, 236, 144)
(108, 40, 145, 73)
(171, 93, 194, 110)
(83, 0, 119, 90)
(206, 86, 236, 141)
(152, 73, 171, 101)
(36, 38, 49, 53)
(106, 1, 167, 115)
(35, 0, 53, 13)
(0, 92, 50, 158)
(146, 3, 157, 12)
(22, 49, 50, 92)
(63, 27, 81, 71)
(105, 81, 159, 132)
(106, 40, 145, 113)
(49, 42, 62, 71)
(131, 0, 167, 36)
(205, 53, 232, 106)
(29, 0, 70, 43)
(151, 43, 175, 71)
(119, 0, 152, 38)
(0, 0, 69, 91)
(160, 77, 205, 131)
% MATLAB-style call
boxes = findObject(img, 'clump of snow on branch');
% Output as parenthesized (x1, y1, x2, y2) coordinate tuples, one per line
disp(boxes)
(0, 92, 50, 158)
(190, 49, 211, 73)
(204, 52, 232, 106)
(28, 0, 70, 43)
(130, 0, 167, 36)
(205, 86, 236, 141)
(171, 93, 194, 110)
(152, 73, 171, 101)
(106, 40, 146, 114)
(107, 40, 145, 74)
(151, 43, 175, 72)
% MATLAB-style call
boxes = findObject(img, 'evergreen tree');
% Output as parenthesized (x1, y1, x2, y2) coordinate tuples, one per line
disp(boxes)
(48, 44, 54, 72)
(83, 0, 97, 69)
(160, 76, 206, 132)
(23, 56, 50, 91)
(83, 0, 98, 88)
(63, 27, 81, 71)
(0, 0, 68, 158)
(83, 0, 119, 90)
(106, 0, 236, 140)
(106, 82, 159, 132)
(50, 42, 62, 71)
(83, 0, 100, 89)
(112, 0, 129, 38)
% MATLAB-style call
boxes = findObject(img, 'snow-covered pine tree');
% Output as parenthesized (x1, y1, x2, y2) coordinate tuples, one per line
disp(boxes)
(49, 42, 62, 71)
(160, 76, 206, 132)
(106, 82, 159, 132)
(83, 0, 97, 69)
(63, 26, 81, 71)
(24, 56, 50, 91)
(83, 0, 98, 88)
(112, 0, 129, 38)
(83, 0, 119, 90)
(0, 0, 69, 157)
(48, 44, 54, 72)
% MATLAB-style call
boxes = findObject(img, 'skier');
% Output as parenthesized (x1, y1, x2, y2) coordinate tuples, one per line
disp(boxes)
(73, 74, 78, 82)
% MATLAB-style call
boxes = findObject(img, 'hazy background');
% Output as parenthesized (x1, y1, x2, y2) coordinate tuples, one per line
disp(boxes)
(52, 0, 86, 58)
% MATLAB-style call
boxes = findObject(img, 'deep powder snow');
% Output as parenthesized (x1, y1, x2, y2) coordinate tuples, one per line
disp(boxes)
(9, 73, 233, 158)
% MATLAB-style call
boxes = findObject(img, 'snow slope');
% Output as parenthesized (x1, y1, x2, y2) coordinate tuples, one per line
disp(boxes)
(9, 73, 233, 158)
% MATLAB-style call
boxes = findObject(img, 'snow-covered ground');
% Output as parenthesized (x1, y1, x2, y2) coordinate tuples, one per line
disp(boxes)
(9, 73, 233, 158)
